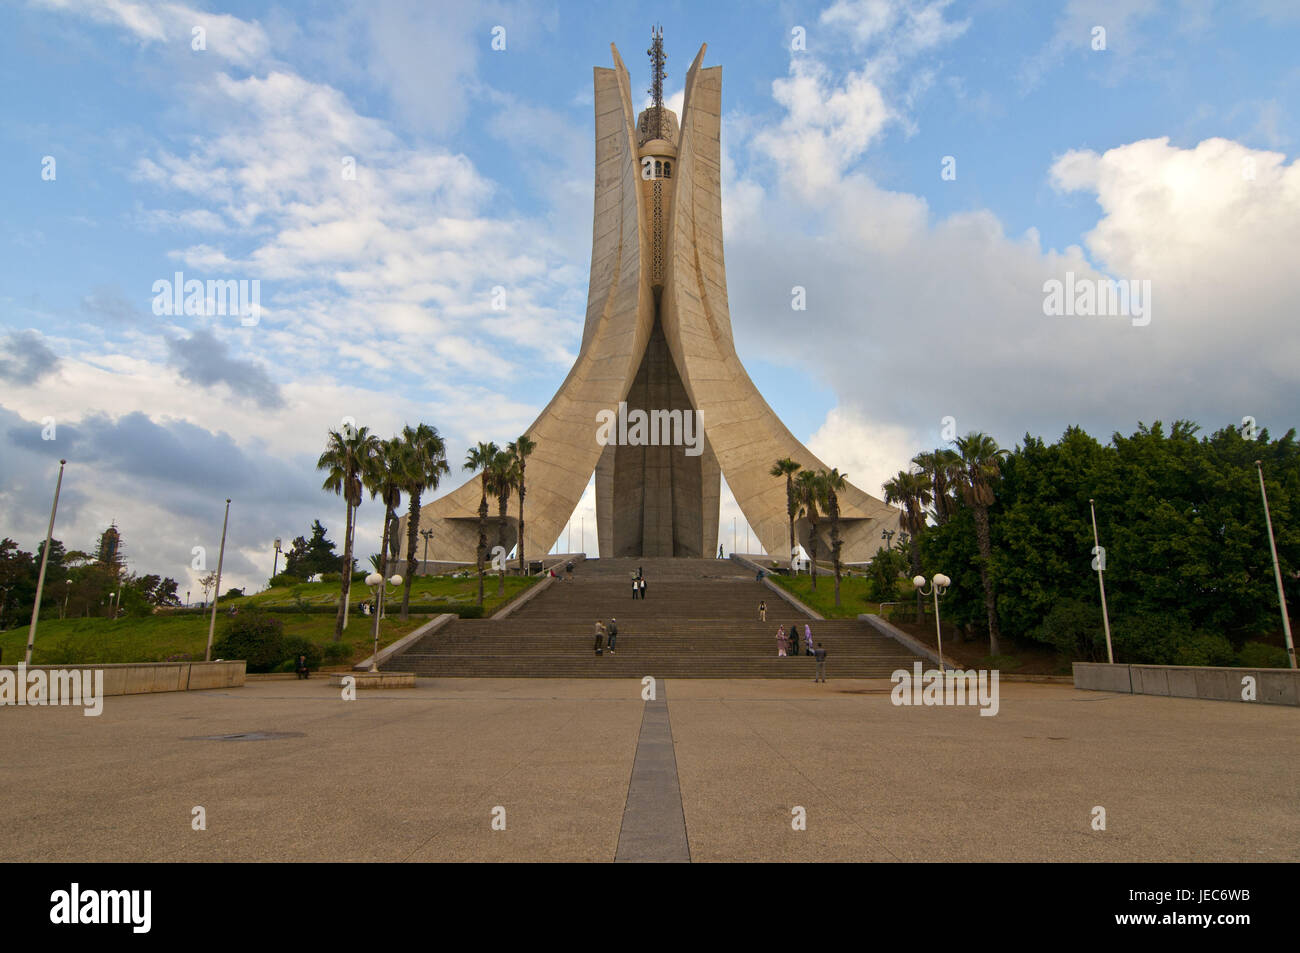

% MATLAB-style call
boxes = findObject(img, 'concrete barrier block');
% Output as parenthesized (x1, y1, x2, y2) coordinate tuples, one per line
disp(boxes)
(1167, 667, 1198, 698)
(124, 666, 155, 694)
(1072, 662, 1132, 693)
(1133, 666, 1170, 696)
(99, 667, 128, 696)
(151, 664, 183, 693)
(1258, 671, 1299, 706)
(1194, 668, 1231, 701)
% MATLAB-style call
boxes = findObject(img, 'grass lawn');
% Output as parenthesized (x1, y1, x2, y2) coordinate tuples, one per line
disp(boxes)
(1, 573, 538, 668)
(0, 614, 423, 668)
(767, 573, 883, 619)
(237, 573, 535, 612)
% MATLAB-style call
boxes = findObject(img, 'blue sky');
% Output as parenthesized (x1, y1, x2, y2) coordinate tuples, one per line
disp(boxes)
(2, 0, 1298, 593)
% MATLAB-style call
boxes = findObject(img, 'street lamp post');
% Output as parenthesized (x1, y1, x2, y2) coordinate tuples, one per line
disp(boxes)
(1256, 461, 1297, 669)
(1088, 498, 1114, 663)
(365, 571, 403, 672)
(421, 528, 434, 572)
(26, 459, 67, 664)
(205, 499, 231, 663)
(912, 573, 952, 671)
(272, 537, 282, 578)
(62, 579, 71, 620)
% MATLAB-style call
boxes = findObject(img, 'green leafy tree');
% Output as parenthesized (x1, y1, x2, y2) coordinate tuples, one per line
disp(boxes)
(317, 424, 381, 640)
(463, 442, 500, 607)
(770, 458, 801, 561)
(362, 437, 406, 616)
(952, 432, 1011, 655)
(793, 469, 824, 590)
(486, 448, 519, 597)
(822, 468, 848, 606)
(508, 434, 537, 572)
(397, 423, 449, 620)
(883, 469, 933, 619)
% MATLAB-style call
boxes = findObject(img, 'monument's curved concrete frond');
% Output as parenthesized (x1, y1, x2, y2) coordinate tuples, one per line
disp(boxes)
(399, 38, 899, 566)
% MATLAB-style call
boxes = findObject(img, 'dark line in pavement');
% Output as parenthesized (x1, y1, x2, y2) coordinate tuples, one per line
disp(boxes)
(615, 679, 691, 863)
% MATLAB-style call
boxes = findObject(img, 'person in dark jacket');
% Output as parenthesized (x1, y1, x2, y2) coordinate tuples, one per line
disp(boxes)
(813, 643, 828, 682)
(789, 622, 801, 656)
(606, 618, 618, 654)
(295, 653, 310, 679)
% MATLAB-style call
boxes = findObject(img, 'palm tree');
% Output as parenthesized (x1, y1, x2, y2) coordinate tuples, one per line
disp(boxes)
(770, 458, 801, 562)
(362, 437, 405, 620)
(507, 434, 537, 572)
(486, 448, 519, 597)
(463, 441, 500, 607)
(793, 469, 824, 590)
(912, 448, 961, 525)
(398, 423, 449, 620)
(952, 431, 1010, 655)
(822, 468, 847, 606)
(317, 425, 380, 640)
(883, 469, 933, 619)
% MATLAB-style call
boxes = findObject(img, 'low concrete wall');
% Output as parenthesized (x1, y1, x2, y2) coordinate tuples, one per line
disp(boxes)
(1073, 662, 1299, 706)
(329, 671, 415, 689)
(1, 661, 245, 696)
(353, 613, 456, 671)
(761, 578, 823, 620)
(860, 614, 948, 669)
(494, 575, 554, 619)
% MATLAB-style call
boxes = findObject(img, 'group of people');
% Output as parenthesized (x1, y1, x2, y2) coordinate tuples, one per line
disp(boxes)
(631, 567, 648, 600)
(593, 618, 618, 655)
(777, 620, 814, 657)
(769, 609, 828, 681)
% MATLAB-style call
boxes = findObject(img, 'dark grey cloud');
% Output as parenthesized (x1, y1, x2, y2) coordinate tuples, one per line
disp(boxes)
(81, 286, 151, 326)
(165, 329, 282, 409)
(0, 404, 329, 593)
(0, 330, 60, 385)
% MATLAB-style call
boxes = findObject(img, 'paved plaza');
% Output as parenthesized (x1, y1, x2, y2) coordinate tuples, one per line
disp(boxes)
(2, 678, 1296, 862)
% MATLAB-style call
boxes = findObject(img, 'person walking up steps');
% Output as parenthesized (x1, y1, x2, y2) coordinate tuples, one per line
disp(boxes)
(813, 642, 828, 682)
(632, 574, 640, 600)
(639, 577, 647, 600)
(593, 620, 605, 656)
(606, 618, 618, 654)
(776, 624, 788, 657)
(804, 623, 814, 657)
(758, 600, 767, 622)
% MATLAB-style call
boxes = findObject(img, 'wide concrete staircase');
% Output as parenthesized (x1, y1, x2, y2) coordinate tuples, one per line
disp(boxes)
(386, 557, 924, 678)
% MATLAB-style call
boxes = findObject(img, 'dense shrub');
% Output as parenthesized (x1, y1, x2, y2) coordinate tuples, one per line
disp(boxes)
(282, 635, 323, 670)
(1030, 599, 1108, 662)
(212, 609, 285, 672)
(1109, 613, 1233, 665)
(318, 572, 341, 584)
(322, 642, 353, 663)
(1172, 632, 1235, 667)
(866, 547, 909, 603)
(1237, 641, 1291, 668)
(267, 572, 304, 589)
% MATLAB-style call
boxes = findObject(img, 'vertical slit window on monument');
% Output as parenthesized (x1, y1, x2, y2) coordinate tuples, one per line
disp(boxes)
(664, 160, 671, 178)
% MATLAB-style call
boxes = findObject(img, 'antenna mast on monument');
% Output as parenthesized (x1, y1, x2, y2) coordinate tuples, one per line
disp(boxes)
(647, 25, 667, 139)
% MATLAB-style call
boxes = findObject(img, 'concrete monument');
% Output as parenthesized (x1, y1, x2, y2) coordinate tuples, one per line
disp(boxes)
(399, 32, 899, 564)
